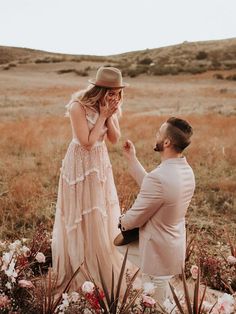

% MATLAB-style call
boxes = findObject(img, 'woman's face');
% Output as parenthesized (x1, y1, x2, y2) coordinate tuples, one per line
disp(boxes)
(106, 89, 122, 106)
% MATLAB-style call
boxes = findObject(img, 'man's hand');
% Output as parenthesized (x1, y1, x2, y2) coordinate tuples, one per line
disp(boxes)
(123, 139, 136, 161)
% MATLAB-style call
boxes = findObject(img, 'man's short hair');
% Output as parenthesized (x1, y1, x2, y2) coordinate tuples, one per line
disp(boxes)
(166, 117, 193, 153)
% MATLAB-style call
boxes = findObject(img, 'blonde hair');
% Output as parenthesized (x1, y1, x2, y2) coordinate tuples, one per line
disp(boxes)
(65, 85, 123, 117)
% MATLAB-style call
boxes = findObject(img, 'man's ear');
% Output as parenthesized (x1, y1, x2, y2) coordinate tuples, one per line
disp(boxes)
(164, 138, 171, 147)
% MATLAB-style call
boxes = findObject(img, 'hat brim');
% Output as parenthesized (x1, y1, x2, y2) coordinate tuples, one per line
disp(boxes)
(88, 78, 129, 88)
(113, 232, 139, 246)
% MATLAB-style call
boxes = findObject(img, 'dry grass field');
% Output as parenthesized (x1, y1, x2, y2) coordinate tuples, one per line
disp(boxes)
(0, 43, 236, 312)
(0, 57, 235, 239)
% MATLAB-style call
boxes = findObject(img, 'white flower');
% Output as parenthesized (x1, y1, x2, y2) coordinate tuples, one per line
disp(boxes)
(5, 259, 18, 281)
(143, 282, 156, 296)
(5, 282, 12, 290)
(227, 255, 236, 265)
(57, 293, 70, 313)
(21, 245, 30, 256)
(190, 265, 199, 279)
(82, 281, 95, 294)
(9, 240, 21, 252)
(62, 293, 69, 300)
(215, 293, 235, 314)
(1, 252, 13, 270)
(35, 252, 46, 263)
(70, 291, 79, 303)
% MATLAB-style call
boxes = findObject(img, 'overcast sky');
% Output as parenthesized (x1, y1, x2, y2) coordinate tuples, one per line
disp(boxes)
(0, 0, 236, 56)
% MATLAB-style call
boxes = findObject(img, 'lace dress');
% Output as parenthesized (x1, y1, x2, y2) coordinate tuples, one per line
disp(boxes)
(52, 104, 123, 290)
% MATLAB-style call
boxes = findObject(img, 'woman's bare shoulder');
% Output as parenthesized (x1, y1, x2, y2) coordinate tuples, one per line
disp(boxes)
(69, 100, 86, 115)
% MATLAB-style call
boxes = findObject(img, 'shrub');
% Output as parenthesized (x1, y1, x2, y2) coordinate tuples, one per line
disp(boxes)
(74, 70, 89, 77)
(213, 73, 224, 80)
(138, 57, 153, 65)
(57, 69, 89, 76)
(151, 65, 180, 76)
(57, 68, 74, 74)
(196, 51, 208, 60)
(211, 58, 221, 69)
(126, 65, 149, 77)
(186, 66, 207, 74)
(9, 63, 17, 68)
(226, 74, 236, 81)
(35, 58, 51, 64)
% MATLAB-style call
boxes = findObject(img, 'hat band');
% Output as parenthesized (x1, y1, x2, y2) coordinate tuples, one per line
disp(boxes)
(95, 79, 123, 87)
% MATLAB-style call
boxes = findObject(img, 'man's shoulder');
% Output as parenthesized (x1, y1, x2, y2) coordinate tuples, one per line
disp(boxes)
(146, 167, 163, 184)
(148, 159, 195, 181)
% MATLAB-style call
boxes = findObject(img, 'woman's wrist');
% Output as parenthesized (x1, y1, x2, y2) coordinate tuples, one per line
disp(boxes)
(98, 114, 107, 123)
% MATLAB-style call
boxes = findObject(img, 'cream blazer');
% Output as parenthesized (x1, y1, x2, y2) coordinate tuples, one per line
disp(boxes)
(120, 157, 195, 276)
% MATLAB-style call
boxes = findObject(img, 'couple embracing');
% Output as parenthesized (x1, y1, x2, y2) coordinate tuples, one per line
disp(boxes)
(51, 66, 195, 304)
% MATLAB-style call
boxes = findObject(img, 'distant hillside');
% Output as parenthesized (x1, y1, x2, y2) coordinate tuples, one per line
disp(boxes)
(113, 38, 236, 76)
(1, 38, 236, 76)
(0, 46, 115, 65)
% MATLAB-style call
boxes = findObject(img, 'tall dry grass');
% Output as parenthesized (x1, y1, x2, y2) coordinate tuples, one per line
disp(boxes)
(0, 113, 235, 239)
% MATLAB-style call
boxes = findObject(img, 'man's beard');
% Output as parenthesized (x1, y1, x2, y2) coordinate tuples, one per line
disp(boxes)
(154, 140, 164, 152)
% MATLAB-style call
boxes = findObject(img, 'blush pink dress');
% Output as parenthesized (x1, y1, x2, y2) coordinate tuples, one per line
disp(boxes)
(52, 101, 123, 290)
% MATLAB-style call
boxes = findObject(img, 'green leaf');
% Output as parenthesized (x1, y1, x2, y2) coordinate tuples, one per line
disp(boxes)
(96, 255, 111, 307)
(113, 247, 128, 312)
(169, 283, 185, 314)
(182, 268, 193, 314)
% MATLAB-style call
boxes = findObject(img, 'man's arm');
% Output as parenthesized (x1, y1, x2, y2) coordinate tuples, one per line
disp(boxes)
(128, 157, 147, 187)
(123, 140, 147, 186)
(120, 172, 164, 230)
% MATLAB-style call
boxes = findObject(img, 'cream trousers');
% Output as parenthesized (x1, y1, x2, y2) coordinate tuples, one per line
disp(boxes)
(117, 240, 172, 305)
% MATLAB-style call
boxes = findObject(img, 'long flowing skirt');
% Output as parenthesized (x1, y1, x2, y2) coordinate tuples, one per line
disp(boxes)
(52, 140, 123, 291)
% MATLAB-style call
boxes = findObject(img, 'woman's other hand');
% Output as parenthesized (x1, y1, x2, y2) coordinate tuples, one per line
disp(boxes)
(99, 98, 118, 119)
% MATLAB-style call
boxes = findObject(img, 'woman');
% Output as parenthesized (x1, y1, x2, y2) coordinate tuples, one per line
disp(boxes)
(52, 67, 128, 291)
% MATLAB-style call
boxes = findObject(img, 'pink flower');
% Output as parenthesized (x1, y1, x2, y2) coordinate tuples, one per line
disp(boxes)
(0, 294, 10, 308)
(190, 265, 199, 279)
(142, 295, 156, 308)
(35, 252, 46, 263)
(226, 255, 236, 265)
(18, 279, 35, 289)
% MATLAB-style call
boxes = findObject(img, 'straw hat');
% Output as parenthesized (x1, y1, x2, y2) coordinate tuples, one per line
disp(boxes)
(88, 66, 128, 89)
(113, 228, 139, 246)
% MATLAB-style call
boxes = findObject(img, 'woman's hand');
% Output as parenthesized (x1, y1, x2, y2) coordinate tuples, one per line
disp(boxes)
(99, 95, 119, 119)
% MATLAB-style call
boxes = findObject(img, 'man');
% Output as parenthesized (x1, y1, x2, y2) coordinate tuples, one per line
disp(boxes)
(116, 117, 195, 303)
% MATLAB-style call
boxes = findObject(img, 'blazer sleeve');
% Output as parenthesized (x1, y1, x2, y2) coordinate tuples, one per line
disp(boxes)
(120, 171, 164, 230)
(128, 157, 147, 187)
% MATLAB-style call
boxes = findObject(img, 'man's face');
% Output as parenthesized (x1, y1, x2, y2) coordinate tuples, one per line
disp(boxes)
(154, 123, 168, 152)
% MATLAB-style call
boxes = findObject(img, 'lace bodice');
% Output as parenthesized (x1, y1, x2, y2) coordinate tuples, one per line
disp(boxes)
(69, 102, 108, 145)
